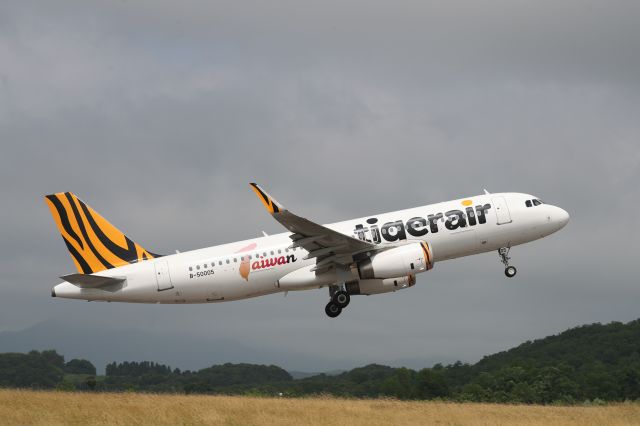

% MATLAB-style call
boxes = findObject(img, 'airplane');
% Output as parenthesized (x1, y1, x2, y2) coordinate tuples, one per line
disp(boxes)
(46, 184, 569, 318)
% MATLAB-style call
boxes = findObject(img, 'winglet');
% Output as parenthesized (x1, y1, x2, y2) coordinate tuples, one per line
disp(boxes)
(249, 183, 285, 214)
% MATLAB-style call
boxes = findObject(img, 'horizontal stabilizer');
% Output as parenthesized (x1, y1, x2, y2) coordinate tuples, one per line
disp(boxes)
(61, 273, 125, 289)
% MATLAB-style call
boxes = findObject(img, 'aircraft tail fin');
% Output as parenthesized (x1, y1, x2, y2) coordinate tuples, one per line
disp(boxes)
(44, 192, 161, 273)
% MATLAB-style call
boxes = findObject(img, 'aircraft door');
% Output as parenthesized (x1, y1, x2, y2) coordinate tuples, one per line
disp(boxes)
(493, 197, 513, 225)
(154, 260, 174, 291)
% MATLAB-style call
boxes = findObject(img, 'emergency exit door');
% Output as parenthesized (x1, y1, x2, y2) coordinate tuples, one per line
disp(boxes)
(154, 261, 174, 291)
(492, 197, 513, 225)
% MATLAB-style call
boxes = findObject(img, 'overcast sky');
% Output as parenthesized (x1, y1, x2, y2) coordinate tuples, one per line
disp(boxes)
(1, 0, 639, 371)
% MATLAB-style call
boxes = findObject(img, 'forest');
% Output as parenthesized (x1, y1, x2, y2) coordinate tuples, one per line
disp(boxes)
(2, 319, 639, 404)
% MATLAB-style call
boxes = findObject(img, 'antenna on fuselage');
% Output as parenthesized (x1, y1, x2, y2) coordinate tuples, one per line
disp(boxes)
(483, 189, 491, 195)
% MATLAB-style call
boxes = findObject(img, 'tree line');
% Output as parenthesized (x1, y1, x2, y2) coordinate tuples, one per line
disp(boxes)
(1, 319, 640, 404)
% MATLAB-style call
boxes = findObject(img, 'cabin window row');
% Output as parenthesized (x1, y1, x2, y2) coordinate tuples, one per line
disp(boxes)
(188, 246, 300, 271)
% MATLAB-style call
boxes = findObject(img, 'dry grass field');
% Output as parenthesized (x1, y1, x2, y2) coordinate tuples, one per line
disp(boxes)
(1, 389, 640, 426)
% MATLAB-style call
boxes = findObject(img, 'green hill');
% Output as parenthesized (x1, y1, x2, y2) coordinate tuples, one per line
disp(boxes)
(441, 320, 640, 403)
(0, 320, 639, 404)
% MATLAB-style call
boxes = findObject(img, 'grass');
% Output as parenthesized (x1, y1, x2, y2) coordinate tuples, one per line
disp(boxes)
(2, 389, 640, 425)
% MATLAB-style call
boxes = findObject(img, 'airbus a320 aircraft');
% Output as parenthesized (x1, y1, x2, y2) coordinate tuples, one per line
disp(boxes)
(46, 184, 569, 318)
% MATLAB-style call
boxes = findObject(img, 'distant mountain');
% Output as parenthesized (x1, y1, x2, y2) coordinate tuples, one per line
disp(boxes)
(471, 319, 640, 374)
(267, 320, 640, 402)
(380, 356, 456, 370)
(437, 319, 640, 402)
(2, 319, 640, 402)
(0, 320, 450, 374)
(289, 370, 344, 380)
(0, 320, 333, 373)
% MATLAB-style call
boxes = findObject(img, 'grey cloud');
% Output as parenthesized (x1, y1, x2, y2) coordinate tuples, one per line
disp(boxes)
(0, 0, 638, 370)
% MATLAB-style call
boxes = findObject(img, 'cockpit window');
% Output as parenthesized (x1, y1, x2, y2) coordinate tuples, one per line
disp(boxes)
(532, 199, 541, 206)
(525, 200, 532, 208)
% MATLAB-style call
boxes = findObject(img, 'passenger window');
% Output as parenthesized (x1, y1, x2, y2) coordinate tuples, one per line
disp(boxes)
(278, 249, 281, 254)
(234, 258, 237, 263)
(196, 265, 200, 270)
(226, 259, 230, 264)
(218, 261, 222, 266)
(270, 251, 274, 255)
(525, 200, 532, 208)
(533, 199, 541, 206)
(204, 263, 208, 268)
(189, 267, 193, 272)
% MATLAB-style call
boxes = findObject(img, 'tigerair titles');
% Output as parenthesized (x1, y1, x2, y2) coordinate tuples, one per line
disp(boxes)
(353, 203, 492, 244)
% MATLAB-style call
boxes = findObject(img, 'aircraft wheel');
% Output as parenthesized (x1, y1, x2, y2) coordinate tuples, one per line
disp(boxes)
(325, 301, 342, 318)
(332, 290, 350, 308)
(505, 266, 517, 278)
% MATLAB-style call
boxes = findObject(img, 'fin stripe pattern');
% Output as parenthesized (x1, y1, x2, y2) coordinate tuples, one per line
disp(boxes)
(45, 192, 160, 273)
(46, 194, 84, 249)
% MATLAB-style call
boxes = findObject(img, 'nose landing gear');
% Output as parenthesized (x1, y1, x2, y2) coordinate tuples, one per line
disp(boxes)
(498, 247, 517, 278)
(325, 286, 351, 318)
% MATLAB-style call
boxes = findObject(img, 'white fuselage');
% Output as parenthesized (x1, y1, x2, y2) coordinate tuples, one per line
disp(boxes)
(52, 192, 569, 303)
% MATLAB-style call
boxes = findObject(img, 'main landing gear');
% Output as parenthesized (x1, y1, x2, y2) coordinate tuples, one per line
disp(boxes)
(325, 286, 351, 318)
(498, 246, 517, 278)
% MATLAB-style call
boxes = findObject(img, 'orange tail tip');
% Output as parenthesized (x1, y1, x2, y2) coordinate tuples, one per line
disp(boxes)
(44, 192, 161, 274)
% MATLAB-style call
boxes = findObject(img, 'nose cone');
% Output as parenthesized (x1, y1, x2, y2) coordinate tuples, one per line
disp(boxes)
(555, 206, 570, 230)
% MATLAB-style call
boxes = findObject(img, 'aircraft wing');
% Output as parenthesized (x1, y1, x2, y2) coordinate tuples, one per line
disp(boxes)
(250, 183, 377, 274)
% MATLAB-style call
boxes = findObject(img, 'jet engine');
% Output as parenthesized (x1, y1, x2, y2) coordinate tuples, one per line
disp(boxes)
(346, 275, 416, 295)
(357, 242, 433, 280)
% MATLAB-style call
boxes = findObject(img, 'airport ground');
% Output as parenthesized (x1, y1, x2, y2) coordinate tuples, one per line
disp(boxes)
(2, 389, 639, 425)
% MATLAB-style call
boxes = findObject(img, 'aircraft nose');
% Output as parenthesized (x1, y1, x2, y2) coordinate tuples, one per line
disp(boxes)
(555, 206, 570, 229)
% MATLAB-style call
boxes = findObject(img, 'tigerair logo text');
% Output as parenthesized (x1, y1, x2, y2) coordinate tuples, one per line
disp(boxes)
(353, 202, 492, 244)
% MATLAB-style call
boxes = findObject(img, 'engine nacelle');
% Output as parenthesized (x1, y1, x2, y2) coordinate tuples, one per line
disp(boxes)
(346, 275, 416, 295)
(276, 265, 357, 291)
(357, 242, 433, 280)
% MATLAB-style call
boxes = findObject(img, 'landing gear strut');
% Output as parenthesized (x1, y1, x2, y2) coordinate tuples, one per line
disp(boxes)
(498, 247, 517, 278)
(325, 286, 351, 318)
